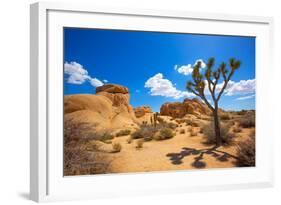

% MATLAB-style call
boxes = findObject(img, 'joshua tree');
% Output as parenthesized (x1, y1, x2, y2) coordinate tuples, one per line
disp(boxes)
(186, 58, 241, 146)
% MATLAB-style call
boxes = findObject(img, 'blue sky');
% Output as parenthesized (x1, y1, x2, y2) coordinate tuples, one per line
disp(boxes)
(64, 27, 255, 112)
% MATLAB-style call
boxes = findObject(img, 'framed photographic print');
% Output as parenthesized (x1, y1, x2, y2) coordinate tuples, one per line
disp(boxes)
(30, 2, 274, 202)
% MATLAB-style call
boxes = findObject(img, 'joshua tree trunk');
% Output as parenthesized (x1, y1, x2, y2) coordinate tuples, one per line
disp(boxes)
(213, 104, 222, 147)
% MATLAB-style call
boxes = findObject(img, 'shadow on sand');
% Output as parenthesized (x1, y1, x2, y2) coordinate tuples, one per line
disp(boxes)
(166, 146, 238, 168)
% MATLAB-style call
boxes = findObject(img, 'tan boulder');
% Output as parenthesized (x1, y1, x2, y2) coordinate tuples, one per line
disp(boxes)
(96, 84, 129, 94)
(64, 84, 138, 140)
(160, 98, 211, 118)
(134, 106, 152, 118)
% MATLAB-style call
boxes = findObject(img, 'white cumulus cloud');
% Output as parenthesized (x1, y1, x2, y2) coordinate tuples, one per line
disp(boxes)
(64, 62, 90, 84)
(236, 94, 255, 100)
(225, 79, 255, 96)
(64, 61, 104, 87)
(144, 73, 194, 99)
(175, 59, 206, 76)
(204, 79, 255, 96)
(90, 78, 104, 87)
(175, 64, 193, 75)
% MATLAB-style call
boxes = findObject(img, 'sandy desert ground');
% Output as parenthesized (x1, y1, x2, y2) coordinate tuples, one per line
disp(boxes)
(63, 84, 255, 176)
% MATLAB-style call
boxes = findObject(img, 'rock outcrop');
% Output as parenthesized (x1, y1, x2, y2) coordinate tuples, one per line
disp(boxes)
(160, 98, 211, 118)
(64, 84, 138, 135)
(96, 84, 130, 107)
(134, 106, 152, 118)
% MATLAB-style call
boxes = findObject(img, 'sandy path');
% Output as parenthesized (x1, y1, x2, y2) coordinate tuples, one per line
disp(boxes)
(108, 123, 252, 173)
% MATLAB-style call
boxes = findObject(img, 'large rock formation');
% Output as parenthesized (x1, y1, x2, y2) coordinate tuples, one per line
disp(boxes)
(160, 98, 211, 118)
(134, 106, 152, 118)
(64, 84, 138, 135)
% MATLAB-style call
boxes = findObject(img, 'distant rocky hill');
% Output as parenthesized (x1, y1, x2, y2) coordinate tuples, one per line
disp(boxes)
(160, 98, 212, 118)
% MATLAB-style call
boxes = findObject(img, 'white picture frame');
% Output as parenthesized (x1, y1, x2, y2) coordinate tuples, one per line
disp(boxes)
(30, 2, 274, 202)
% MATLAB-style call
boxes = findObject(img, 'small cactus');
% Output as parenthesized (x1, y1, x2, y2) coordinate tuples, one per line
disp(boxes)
(152, 112, 159, 127)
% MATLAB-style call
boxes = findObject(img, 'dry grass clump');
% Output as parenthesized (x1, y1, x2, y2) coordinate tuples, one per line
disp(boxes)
(64, 146, 111, 175)
(131, 125, 156, 141)
(236, 130, 255, 167)
(116, 129, 131, 137)
(190, 127, 197, 137)
(96, 131, 114, 142)
(111, 142, 122, 153)
(185, 119, 199, 127)
(154, 128, 175, 140)
(236, 110, 248, 115)
(64, 121, 96, 143)
(135, 139, 144, 149)
(63, 120, 113, 175)
(175, 119, 186, 124)
(220, 113, 231, 121)
(132, 118, 179, 142)
(202, 121, 234, 145)
(157, 116, 164, 123)
(238, 113, 255, 128)
(126, 136, 133, 144)
(233, 126, 242, 133)
(163, 122, 178, 129)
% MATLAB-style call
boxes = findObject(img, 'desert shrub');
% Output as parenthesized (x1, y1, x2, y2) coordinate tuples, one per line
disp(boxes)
(175, 119, 186, 124)
(64, 121, 98, 143)
(64, 145, 111, 175)
(220, 113, 231, 120)
(236, 131, 255, 167)
(126, 137, 133, 144)
(192, 121, 199, 127)
(131, 125, 156, 141)
(233, 127, 242, 133)
(136, 139, 144, 149)
(157, 116, 164, 123)
(111, 142, 122, 153)
(165, 122, 178, 129)
(97, 131, 114, 142)
(180, 129, 185, 134)
(185, 119, 199, 127)
(185, 119, 192, 126)
(116, 129, 131, 137)
(237, 110, 247, 115)
(202, 121, 234, 145)
(154, 128, 175, 140)
(238, 114, 255, 128)
(82, 140, 101, 151)
(190, 128, 197, 136)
